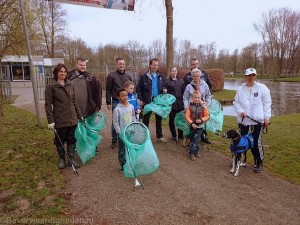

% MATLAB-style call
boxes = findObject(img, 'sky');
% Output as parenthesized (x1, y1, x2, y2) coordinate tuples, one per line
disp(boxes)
(61, 0, 300, 53)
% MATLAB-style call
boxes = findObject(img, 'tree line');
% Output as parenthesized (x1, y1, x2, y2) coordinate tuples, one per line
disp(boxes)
(1, 1, 300, 79)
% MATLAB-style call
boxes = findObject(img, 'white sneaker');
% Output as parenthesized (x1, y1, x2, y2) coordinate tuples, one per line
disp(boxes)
(157, 137, 168, 143)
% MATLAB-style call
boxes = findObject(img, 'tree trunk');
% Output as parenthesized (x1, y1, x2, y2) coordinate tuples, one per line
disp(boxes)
(165, 0, 173, 77)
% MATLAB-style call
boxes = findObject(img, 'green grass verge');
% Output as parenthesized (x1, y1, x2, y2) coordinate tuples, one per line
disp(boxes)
(0, 104, 66, 220)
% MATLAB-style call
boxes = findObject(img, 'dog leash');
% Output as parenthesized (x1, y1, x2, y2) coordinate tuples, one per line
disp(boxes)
(242, 116, 268, 134)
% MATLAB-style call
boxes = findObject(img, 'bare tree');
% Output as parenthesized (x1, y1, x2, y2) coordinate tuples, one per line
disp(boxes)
(0, 1, 25, 116)
(254, 7, 300, 79)
(29, 0, 66, 58)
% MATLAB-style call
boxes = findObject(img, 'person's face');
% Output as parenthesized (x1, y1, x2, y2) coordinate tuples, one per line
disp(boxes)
(150, 60, 159, 73)
(125, 84, 134, 94)
(76, 60, 86, 73)
(118, 90, 128, 104)
(58, 67, 67, 81)
(192, 73, 201, 83)
(116, 60, 125, 72)
(192, 94, 202, 103)
(246, 74, 256, 85)
(191, 60, 199, 69)
(170, 67, 177, 79)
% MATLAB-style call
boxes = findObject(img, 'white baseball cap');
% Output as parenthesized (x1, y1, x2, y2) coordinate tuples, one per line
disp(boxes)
(245, 68, 257, 76)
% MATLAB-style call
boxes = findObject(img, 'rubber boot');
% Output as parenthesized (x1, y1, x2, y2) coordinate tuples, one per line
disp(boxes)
(67, 144, 80, 169)
(56, 147, 65, 169)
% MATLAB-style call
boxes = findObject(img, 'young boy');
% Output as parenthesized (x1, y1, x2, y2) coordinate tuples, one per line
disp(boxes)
(112, 88, 135, 171)
(185, 90, 210, 160)
(124, 80, 141, 120)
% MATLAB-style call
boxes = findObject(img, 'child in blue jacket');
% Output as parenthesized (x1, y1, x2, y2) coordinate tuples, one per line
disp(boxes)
(124, 80, 141, 120)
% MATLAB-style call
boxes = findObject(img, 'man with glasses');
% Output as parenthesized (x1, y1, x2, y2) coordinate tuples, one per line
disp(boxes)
(233, 68, 272, 173)
(183, 58, 213, 144)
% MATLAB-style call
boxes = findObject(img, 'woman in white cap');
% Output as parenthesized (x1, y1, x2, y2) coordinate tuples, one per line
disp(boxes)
(233, 68, 272, 173)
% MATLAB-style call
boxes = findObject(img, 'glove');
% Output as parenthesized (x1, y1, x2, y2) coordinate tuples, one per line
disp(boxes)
(48, 123, 55, 130)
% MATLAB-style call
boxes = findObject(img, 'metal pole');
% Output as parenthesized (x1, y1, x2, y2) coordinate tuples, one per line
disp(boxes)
(19, 0, 42, 127)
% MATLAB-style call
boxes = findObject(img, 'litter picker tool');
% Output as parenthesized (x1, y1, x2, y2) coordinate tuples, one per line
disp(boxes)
(54, 129, 79, 176)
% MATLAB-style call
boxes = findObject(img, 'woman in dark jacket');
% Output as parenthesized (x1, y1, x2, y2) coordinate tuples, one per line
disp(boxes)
(45, 63, 83, 169)
(164, 66, 184, 140)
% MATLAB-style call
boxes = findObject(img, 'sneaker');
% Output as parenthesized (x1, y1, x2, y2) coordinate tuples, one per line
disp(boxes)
(157, 137, 168, 143)
(254, 160, 263, 173)
(111, 141, 117, 149)
(190, 153, 196, 161)
(194, 152, 200, 158)
(202, 137, 211, 144)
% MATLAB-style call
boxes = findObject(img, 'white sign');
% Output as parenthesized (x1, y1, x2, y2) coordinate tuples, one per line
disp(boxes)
(53, 0, 135, 11)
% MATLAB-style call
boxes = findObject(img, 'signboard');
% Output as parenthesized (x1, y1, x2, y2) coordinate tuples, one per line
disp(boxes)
(53, 0, 135, 11)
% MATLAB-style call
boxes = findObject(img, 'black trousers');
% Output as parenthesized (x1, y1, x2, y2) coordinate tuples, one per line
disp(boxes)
(169, 109, 183, 138)
(54, 125, 77, 148)
(238, 123, 264, 161)
(142, 111, 163, 138)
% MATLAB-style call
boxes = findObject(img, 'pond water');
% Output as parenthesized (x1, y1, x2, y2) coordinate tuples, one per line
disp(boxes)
(222, 79, 300, 116)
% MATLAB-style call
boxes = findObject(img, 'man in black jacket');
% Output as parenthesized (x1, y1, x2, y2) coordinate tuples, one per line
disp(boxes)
(68, 57, 102, 118)
(106, 58, 132, 148)
(136, 58, 167, 143)
(183, 58, 212, 144)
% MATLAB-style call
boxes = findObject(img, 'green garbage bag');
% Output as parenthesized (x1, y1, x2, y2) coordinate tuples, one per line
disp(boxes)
(85, 111, 106, 131)
(206, 99, 224, 135)
(75, 122, 96, 164)
(143, 94, 176, 119)
(75, 112, 107, 164)
(119, 122, 159, 178)
(174, 110, 190, 136)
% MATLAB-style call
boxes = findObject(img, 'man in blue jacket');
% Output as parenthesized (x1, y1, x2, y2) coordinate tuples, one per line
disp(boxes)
(136, 58, 167, 143)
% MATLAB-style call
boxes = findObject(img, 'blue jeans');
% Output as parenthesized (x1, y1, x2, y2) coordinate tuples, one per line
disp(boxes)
(188, 127, 203, 153)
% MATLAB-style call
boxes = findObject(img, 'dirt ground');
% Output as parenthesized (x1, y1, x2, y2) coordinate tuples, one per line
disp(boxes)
(17, 102, 300, 225)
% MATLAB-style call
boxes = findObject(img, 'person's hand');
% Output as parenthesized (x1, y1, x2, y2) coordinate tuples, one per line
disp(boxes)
(136, 109, 141, 114)
(48, 123, 55, 130)
(191, 123, 199, 129)
(196, 119, 203, 124)
(80, 117, 85, 122)
(95, 106, 101, 112)
(140, 101, 144, 106)
(241, 112, 247, 118)
(163, 88, 167, 94)
(264, 119, 270, 128)
(107, 104, 112, 110)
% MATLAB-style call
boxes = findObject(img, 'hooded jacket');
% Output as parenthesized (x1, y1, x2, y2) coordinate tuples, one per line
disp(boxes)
(45, 80, 82, 128)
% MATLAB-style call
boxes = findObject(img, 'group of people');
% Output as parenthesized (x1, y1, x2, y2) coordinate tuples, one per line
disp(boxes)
(45, 57, 271, 174)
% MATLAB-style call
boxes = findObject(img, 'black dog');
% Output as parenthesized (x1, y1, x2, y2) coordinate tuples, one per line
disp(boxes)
(223, 129, 254, 176)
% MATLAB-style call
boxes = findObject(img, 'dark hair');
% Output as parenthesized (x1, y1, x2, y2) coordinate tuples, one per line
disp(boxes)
(116, 57, 124, 62)
(77, 57, 86, 62)
(149, 58, 159, 65)
(53, 63, 68, 81)
(117, 88, 127, 97)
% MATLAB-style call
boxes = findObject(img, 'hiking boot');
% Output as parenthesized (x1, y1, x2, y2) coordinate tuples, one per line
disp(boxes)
(57, 147, 65, 169)
(111, 141, 117, 149)
(254, 160, 263, 173)
(157, 137, 168, 143)
(194, 152, 200, 158)
(67, 144, 80, 169)
(190, 153, 196, 161)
